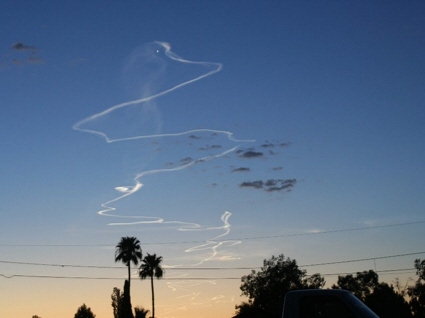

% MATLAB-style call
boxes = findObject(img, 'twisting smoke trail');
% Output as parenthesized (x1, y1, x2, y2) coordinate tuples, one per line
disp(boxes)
(72, 41, 226, 143)
(103, 145, 240, 227)
(73, 41, 252, 266)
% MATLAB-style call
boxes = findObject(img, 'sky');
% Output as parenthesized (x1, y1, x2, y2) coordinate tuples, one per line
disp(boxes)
(1, 1, 425, 317)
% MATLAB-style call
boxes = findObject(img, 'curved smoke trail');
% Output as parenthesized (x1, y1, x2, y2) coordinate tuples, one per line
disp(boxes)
(73, 41, 252, 265)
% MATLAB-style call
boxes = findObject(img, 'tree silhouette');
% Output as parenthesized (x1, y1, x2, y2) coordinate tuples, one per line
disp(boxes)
(122, 280, 134, 318)
(234, 254, 324, 318)
(111, 283, 134, 318)
(333, 270, 413, 317)
(366, 282, 412, 318)
(134, 306, 150, 318)
(332, 269, 379, 300)
(111, 287, 123, 318)
(408, 259, 425, 317)
(74, 304, 96, 318)
(139, 253, 164, 318)
(115, 236, 143, 290)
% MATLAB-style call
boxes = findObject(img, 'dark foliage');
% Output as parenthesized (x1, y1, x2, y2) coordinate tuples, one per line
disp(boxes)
(115, 236, 143, 288)
(134, 306, 150, 318)
(232, 302, 267, 318)
(408, 259, 425, 317)
(333, 270, 413, 318)
(74, 304, 96, 318)
(122, 280, 134, 318)
(111, 287, 124, 318)
(366, 282, 412, 318)
(234, 254, 325, 318)
(332, 270, 379, 300)
(139, 253, 164, 318)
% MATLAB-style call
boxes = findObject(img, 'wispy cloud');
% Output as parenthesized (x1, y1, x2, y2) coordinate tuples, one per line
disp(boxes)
(199, 144, 222, 151)
(235, 142, 290, 159)
(261, 141, 291, 148)
(180, 157, 193, 165)
(240, 180, 264, 189)
(11, 42, 38, 51)
(237, 149, 264, 158)
(1, 42, 44, 69)
(240, 178, 297, 192)
(231, 167, 250, 172)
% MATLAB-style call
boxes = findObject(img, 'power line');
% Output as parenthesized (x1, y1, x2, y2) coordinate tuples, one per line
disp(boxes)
(0, 274, 118, 280)
(0, 267, 417, 281)
(299, 251, 425, 268)
(319, 268, 416, 277)
(235, 220, 425, 242)
(0, 220, 423, 247)
(0, 260, 122, 269)
(0, 251, 423, 270)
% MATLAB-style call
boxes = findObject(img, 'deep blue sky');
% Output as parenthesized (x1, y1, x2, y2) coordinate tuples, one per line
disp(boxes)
(1, 1, 424, 317)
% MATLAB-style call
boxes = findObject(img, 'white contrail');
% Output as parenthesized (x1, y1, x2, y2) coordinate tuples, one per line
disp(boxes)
(98, 143, 240, 222)
(72, 42, 224, 143)
(73, 41, 253, 265)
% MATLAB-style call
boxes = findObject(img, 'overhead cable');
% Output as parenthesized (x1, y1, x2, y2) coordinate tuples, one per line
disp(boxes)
(0, 267, 416, 280)
(0, 251, 423, 270)
(0, 220, 423, 247)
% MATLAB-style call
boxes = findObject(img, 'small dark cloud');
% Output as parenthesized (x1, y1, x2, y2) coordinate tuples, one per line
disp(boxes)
(240, 180, 263, 189)
(4, 42, 44, 69)
(239, 150, 264, 158)
(261, 143, 275, 148)
(272, 167, 283, 171)
(231, 167, 250, 173)
(239, 178, 296, 192)
(180, 157, 193, 164)
(189, 135, 201, 139)
(11, 42, 38, 51)
(265, 179, 296, 192)
(261, 141, 290, 148)
(199, 144, 222, 151)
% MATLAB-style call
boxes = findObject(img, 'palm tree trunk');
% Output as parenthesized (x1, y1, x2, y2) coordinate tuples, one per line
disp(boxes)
(128, 262, 131, 289)
(151, 276, 155, 318)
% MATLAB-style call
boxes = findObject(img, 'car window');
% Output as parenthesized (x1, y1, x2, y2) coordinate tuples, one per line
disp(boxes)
(300, 295, 354, 318)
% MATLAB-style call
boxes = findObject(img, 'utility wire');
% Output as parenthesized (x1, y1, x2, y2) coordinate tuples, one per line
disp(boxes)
(235, 220, 425, 242)
(299, 251, 425, 268)
(0, 220, 423, 247)
(0, 251, 423, 270)
(0, 267, 416, 280)
(319, 268, 416, 277)
(0, 260, 120, 269)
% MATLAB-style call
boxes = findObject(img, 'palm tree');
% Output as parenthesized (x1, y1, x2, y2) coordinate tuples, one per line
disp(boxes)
(134, 307, 150, 318)
(139, 253, 164, 318)
(115, 236, 143, 289)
